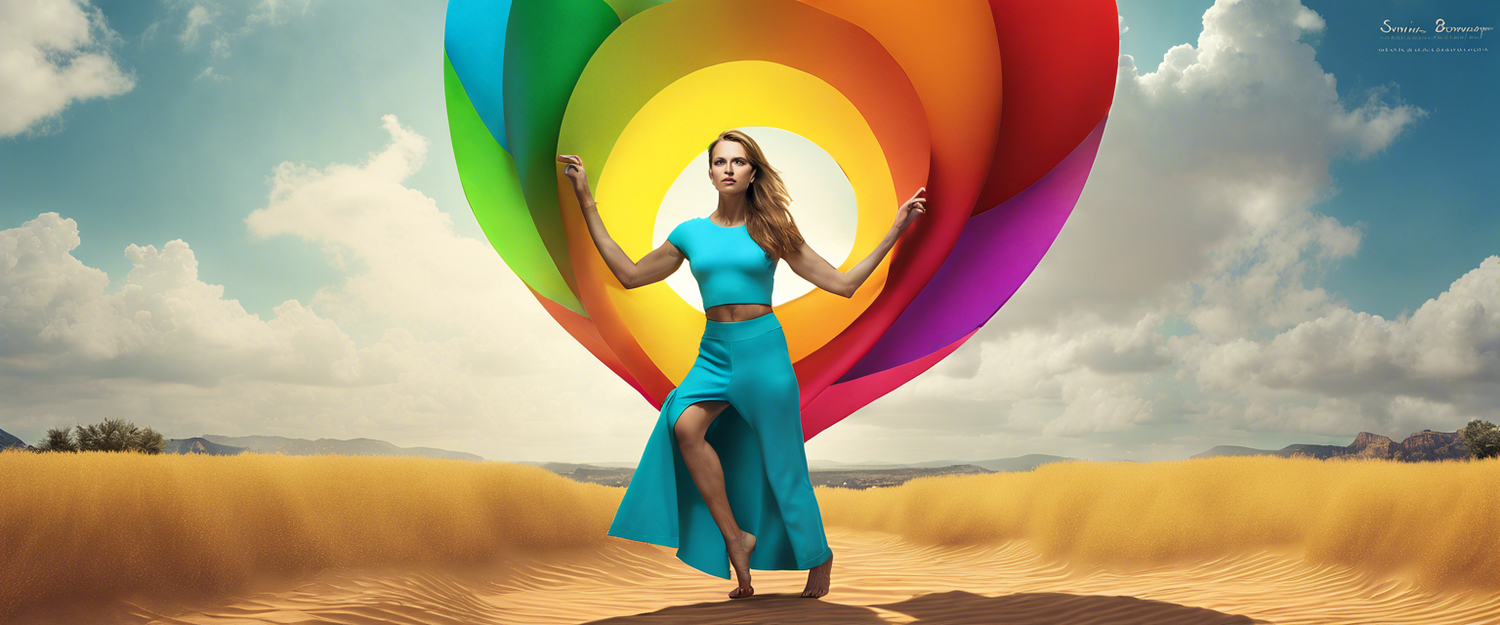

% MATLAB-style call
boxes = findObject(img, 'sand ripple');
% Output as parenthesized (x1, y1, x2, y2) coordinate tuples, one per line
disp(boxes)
(14, 528, 1499, 625)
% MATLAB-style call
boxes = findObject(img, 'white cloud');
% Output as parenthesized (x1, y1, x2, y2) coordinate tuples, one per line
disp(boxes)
(179, 4, 210, 47)
(1182, 257, 1500, 429)
(0, 116, 644, 461)
(247, 0, 311, 26)
(165, 0, 313, 60)
(194, 66, 226, 82)
(1333, 86, 1429, 159)
(0, 0, 135, 138)
(1047, 382, 1155, 437)
(1188, 209, 1362, 341)
(847, 312, 1170, 441)
(0, 213, 358, 384)
(808, 0, 1444, 463)
(245, 115, 548, 337)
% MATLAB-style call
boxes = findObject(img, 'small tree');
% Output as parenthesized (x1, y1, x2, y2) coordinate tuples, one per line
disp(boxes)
(38, 419, 165, 454)
(135, 427, 166, 454)
(77, 418, 130, 452)
(1459, 419, 1500, 460)
(37, 427, 79, 452)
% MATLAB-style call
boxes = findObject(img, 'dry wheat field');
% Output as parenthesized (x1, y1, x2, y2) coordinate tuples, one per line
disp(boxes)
(3, 448, 1498, 624)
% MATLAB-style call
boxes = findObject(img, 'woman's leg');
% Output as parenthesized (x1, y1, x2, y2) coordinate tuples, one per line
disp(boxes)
(724, 325, 834, 598)
(674, 401, 758, 597)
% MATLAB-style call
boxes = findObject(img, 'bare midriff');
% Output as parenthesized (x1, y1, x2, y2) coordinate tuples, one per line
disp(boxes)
(705, 303, 773, 323)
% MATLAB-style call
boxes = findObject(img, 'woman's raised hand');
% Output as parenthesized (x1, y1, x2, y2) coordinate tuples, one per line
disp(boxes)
(895, 187, 927, 235)
(557, 154, 589, 189)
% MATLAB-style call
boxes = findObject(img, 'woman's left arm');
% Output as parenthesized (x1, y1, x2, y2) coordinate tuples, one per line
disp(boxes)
(785, 187, 926, 298)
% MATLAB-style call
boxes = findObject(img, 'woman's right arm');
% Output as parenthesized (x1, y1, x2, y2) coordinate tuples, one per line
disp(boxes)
(580, 202, 685, 289)
(560, 155, 684, 289)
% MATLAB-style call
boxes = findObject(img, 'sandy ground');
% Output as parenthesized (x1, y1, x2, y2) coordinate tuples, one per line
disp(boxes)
(30, 527, 1494, 625)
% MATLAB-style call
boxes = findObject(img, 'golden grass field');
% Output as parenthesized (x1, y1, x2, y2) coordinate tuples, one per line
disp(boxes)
(2, 448, 1498, 624)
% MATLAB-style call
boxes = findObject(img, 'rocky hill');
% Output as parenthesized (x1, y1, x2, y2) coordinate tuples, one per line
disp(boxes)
(164, 437, 248, 456)
(1192, 429, 1471, 462)
(0, 427, 33, 451)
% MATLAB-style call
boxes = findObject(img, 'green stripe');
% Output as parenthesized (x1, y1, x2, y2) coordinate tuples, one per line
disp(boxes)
(444, 51, 585, 315)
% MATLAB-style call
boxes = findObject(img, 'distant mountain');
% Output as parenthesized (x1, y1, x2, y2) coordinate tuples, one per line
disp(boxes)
(531, 454, 1079, 489)
(807, 454, 1074, 472)
(164, 437, 248, 456)
(810, 464, 993, 490)
(198, 435, 486, 461)
(1192, 445, 1274, 458)
(531, 462, 635, 487)
(528, 461, 999, 490)
(1192, 430, 1470, 462)
(1, 427, 34, 451)
(587, 461, 640, 468)
(516, 460, 637, 470)
(1277, 443, 1349, 460)
(807, 459, 905, 469)
(966, 454, 1076, 472)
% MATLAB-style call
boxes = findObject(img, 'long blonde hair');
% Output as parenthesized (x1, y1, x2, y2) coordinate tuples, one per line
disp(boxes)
(707, 130, 805, 260)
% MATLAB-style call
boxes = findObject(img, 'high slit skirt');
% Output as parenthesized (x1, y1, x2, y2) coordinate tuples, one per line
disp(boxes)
(606, 311, 832, 579)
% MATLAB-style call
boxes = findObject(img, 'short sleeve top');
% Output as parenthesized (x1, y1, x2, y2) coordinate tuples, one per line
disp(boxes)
(667, 217, 776, 308)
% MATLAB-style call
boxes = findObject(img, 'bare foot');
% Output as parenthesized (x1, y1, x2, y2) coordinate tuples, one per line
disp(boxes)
(800, 551, 833, 598)
(727, 530, 756, 599)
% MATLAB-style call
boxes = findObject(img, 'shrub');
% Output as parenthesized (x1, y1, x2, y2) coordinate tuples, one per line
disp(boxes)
(36, 419, 165, 454)
(1459, 419, 1500, 460)
(38, 427, 79, 452)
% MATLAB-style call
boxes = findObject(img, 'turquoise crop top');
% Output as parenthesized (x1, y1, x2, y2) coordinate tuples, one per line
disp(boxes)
(667, 217, 776, 308)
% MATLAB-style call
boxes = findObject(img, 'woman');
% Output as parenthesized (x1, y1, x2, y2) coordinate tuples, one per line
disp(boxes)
(556, 130, 925, 600)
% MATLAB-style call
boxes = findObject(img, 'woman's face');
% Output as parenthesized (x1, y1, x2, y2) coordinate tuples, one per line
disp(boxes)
(708, 141, 755, 195)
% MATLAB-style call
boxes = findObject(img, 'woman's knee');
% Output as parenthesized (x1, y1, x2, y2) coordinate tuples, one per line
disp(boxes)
(673, 419, 701, 448)
(674, 401, 725, 446)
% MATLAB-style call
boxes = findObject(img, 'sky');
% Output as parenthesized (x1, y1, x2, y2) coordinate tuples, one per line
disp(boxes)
(1, 0, 1495, 464)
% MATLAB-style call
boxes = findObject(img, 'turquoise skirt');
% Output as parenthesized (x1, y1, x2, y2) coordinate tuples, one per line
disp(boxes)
(607, 312, 832, 579)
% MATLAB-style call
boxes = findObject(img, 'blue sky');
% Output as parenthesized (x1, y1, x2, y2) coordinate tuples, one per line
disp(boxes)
(1296, 0, 1497, 318)
(2, 1, 470, 320)
(1118, 0, 1497, 319)
(0, 0, 1495, 463)
(5, 0, 1492, 322)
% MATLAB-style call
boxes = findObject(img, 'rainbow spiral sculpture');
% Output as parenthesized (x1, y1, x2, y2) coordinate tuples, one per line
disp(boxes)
(444, 0, 1119, 440)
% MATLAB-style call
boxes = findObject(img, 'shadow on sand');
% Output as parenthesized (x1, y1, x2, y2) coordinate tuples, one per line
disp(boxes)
(586, 590, 1270, 624)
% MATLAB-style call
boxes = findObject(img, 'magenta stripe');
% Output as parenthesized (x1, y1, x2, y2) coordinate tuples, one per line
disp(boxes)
(837, 116, 1108, 383)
